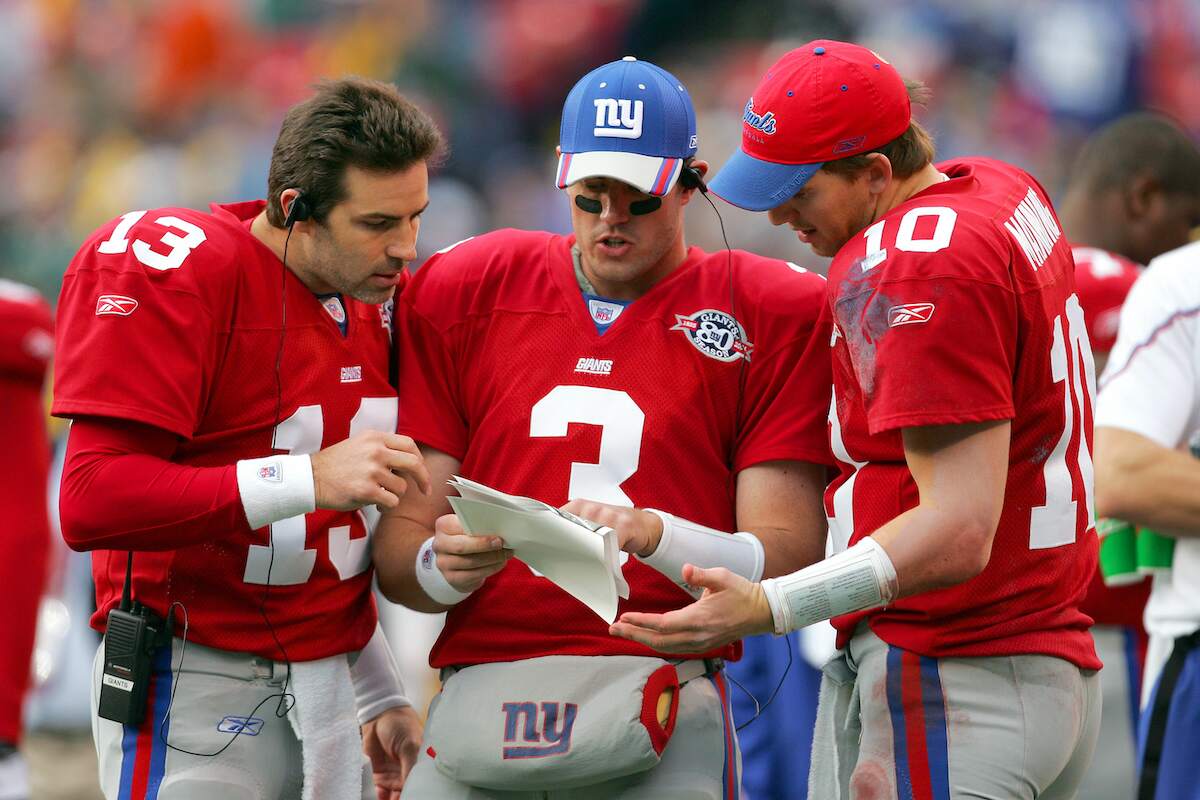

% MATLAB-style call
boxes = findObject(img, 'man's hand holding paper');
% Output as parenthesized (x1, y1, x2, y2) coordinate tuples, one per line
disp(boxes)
(432, 512, 513, 594)
(445, 477, 632, 623)
(560, 499, 665, 558)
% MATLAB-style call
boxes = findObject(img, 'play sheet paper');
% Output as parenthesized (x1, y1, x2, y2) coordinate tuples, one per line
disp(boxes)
(446, 476, 630, 623)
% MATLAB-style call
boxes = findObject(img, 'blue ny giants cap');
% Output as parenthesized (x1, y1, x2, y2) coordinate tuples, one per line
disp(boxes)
(556, 56, 698, 197)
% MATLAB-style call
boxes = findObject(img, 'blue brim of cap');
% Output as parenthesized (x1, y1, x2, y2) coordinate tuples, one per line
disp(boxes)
(709, 148, 823, 212)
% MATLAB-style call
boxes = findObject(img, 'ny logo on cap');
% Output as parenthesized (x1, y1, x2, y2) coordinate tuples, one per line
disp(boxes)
(593, 98, 643, 139)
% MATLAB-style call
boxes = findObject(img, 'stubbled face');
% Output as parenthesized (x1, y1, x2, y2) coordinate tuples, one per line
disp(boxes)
(568, 177, 686, 298)
(766, 168, 877, 258)
(302, 162, 430, 303)
(1127, 189, 1200, 266)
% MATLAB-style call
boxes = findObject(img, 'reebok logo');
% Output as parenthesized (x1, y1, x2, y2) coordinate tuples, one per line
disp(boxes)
(593, 98, 643, 139)
(217, 716, 264, 736)
(574, 357, 613, 375)
(888, 303, 936, 327)
(834, 136, 866, 154)
(340, 366, 362, 383)
(95, 294, 138, 316)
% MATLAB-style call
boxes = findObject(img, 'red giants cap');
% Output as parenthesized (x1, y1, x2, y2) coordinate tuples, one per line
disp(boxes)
(710, 40, 912, 211)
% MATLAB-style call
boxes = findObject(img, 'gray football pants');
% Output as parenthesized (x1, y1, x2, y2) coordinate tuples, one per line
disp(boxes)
(401, 671, 741, 799)
(90, 637, 372, 800)
(809, 628, 1101, 799)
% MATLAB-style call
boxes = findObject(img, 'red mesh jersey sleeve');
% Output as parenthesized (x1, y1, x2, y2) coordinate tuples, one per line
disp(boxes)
(395, 262, 470, 460)
(60, 416, 248, 551)
(734, 267, 833, 471)
(52, 209, 230, 438)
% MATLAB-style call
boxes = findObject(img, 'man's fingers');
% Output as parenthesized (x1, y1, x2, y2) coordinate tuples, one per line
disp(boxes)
(435, 530, 506, 555)
(376, 470, 413, 502)
(682, 564, 731, 588)
(612, 611, 671, 631)
(608, 621, 695, 653)
(371, 487, 401, 510)
(383, 449, 432, 496)
(437, 549, 512, 572)
(434, 513, 465, 535)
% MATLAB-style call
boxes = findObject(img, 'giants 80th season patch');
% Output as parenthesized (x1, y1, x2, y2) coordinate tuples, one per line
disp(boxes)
(671, 309, 754, 362)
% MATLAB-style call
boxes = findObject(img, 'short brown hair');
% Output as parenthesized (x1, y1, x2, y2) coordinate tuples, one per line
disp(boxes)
(820, 80, 935, 181)
(265, 77, 446, 227)
(1068, 112, 1200, 198)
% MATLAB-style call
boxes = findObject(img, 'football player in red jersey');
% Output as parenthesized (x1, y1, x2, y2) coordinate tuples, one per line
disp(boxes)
(1059, 113, 1200, 800)
(612, 41, 1104, 799)
(0, 279, 54, 798)
(53, 78, 441, 800)
(373, 56, 832, 798)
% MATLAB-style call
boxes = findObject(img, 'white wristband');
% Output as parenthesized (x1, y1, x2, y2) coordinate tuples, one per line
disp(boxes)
(350, 622, 411, 725)
(641, 509, 765, 598)
(236, 454, 316, 530)
(415, 536, 473, 606)
(761, 536, 898, 636)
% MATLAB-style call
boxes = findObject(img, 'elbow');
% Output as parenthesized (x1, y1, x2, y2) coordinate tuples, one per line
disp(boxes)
(59, 500, 95, 551)
(370, 549, 406, 605)
(58, 474, 102, 552)
(938, 520, 995, 587)
(375, 570, 403, 605)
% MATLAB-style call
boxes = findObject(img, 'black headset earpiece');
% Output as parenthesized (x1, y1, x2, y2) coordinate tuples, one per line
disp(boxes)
(679, 164, 707, 193)
(283, 192, 311, 229)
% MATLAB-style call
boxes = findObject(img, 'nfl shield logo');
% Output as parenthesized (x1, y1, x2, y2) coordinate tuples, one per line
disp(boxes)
(587, 298, 625, 327)
(258, 462, 282, 483)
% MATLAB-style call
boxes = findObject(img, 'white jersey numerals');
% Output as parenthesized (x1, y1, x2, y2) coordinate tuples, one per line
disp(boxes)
(827, 293, 1096, 554)
(243, 397, 398, 586)
(862, 206, 958, 264)
(529, 385, 645, 506)
(98, 210, 207, 271)
(826, 395, 863, 555)
(1030, 294, 1096, 549)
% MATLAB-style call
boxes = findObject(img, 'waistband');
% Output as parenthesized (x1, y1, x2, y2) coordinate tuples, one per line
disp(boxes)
(440, 655, 723, 684)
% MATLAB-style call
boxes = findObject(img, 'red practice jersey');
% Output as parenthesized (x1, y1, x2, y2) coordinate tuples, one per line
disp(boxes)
(0, 280, 53, 743)
(1072, 244, 1151, 630)
(826, 158, 1101, 669)
(1072, 245, 1142, 354)
(53, 202, 398, 660)
(397, 230, 832, 667)
(0, 280, 54, 543)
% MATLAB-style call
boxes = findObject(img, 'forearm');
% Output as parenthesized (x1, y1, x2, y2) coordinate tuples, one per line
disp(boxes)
(869, 502, 992, 598)
(738, 460, 829, 577)
(756, 521, 827, 578)
(759, 497, 989, 637)
(1096, 429, 1200, 536)
(641, 459, 827, 584)
(372, 513, 454, 612)
(351, 622, 411, 725)
(61, 427, 250, 551)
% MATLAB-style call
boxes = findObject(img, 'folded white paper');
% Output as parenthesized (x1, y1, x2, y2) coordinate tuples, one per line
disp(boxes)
(447, 476, 630, 623)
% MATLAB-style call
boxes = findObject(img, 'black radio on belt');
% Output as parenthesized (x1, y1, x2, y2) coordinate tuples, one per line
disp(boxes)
(98, 553, 172, 727)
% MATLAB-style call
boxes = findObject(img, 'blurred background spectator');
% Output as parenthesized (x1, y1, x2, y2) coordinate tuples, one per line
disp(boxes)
(4, 0, 1200, 299)
(7, 1, 1200, 797)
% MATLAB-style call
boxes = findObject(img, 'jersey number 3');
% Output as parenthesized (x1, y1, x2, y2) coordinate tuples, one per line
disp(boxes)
(530, 385, 645, 506)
